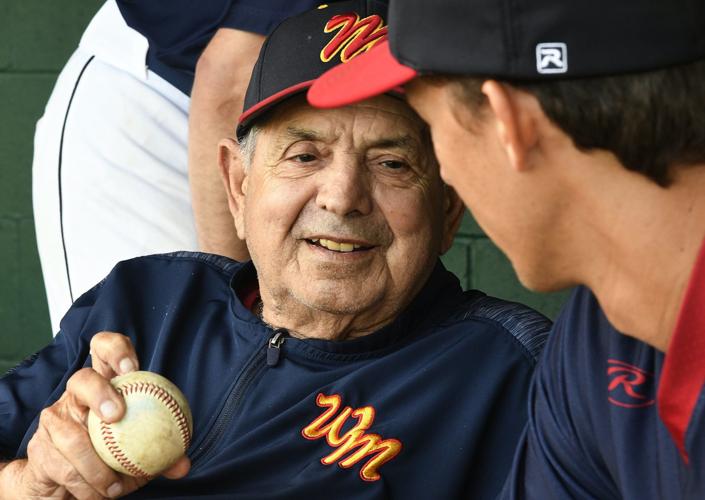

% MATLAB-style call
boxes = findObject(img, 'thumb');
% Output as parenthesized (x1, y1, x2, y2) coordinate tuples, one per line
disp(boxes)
(160, 455, 190, 480)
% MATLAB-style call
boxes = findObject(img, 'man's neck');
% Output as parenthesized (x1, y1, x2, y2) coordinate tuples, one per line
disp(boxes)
(256, 287, 404, 342)
(260, 303, 395, 342)
(573, 165, 705, 352)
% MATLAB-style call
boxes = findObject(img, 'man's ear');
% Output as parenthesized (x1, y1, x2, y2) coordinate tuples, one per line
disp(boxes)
(440, 184, 466, 255)
(218, 138, 248, 240)
(481, 80, 539, 172)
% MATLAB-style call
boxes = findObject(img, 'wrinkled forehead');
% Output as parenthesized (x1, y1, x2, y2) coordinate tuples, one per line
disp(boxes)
(257, 94, 429, 148)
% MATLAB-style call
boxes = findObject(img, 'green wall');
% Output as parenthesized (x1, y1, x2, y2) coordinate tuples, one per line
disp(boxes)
(441, 214, 570, 319)
(0, 1, 103, 373)
(0, 1, 568, 374)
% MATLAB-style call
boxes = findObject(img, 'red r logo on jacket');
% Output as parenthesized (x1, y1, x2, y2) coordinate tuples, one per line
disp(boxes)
(607, 359, 656, 408)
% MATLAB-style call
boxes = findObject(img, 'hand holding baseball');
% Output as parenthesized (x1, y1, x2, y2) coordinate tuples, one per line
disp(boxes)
(88, 370, 193, 479)
(5, 332, 189, 500)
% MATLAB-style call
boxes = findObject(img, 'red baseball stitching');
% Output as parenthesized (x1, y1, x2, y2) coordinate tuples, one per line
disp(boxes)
(99, 381, 191, 478)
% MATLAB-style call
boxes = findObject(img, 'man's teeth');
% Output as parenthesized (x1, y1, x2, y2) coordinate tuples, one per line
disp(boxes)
(310, 238, 362, 252)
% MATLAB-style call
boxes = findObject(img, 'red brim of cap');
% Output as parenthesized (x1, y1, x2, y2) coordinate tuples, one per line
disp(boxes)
(308, 40, 418, 109)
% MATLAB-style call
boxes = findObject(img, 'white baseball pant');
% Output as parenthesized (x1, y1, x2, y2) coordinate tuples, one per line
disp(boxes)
(33, 1, 197, 334)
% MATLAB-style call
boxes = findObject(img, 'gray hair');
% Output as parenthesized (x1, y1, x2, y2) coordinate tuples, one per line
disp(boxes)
(238, 125, 260, 172)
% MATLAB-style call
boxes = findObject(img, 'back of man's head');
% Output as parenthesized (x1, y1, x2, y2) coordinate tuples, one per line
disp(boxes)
(443, 59, 705, 186)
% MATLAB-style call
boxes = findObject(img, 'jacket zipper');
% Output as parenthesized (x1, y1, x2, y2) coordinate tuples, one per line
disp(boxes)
(267, 329, 288, 366)
(189, 329, 288, 469)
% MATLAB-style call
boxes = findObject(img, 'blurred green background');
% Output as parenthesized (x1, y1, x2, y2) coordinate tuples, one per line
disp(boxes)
(0, 1, 568, 374)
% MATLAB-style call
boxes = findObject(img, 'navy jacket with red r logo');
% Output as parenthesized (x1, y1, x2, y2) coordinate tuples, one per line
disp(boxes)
(501, 286, 705, 499)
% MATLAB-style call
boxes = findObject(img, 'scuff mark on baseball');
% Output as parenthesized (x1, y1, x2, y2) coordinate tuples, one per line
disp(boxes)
(87, 370, 193, 478)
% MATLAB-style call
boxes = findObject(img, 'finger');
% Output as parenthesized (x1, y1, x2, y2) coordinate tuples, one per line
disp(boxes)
(48, 418, 127, 498)
(89, 331, 139, 378)
(161, 455, 191, 479)
(31, 410, 121, 499)
(66, 368, 126, 423)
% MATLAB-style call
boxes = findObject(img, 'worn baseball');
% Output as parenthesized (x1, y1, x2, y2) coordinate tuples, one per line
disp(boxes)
(87, 371, 193, 478)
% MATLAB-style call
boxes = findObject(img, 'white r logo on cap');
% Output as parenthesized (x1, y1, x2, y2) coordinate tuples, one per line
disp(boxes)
(536, 43, 568, 74)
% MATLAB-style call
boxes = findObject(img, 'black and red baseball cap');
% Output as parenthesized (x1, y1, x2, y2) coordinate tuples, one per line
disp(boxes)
(236, 0, 390, 141)
(308, 0, 705, 109)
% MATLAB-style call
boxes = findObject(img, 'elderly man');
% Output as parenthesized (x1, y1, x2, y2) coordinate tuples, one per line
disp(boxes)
(0, 2, 549, 498)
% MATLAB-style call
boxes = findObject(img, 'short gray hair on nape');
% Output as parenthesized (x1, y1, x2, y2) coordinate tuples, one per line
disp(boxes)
(238, 125, 260, 172)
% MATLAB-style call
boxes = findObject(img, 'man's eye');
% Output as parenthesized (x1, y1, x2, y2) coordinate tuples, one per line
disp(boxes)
(380, 160, 408, 170)
(293, 153, 317, 162)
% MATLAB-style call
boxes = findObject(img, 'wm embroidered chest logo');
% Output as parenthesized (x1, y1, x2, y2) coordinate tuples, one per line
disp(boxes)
(302, 393, 402, 481)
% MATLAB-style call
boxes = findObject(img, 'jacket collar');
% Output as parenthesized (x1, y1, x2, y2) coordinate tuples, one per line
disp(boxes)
(228, 260, 466, 354)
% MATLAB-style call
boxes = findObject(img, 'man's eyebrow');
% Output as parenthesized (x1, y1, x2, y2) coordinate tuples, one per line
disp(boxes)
(367, 135, 418, 151)
(284, 126, 324, 142)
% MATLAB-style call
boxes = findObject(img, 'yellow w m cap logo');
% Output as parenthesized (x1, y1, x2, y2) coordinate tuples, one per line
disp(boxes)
(320, 13, 388, 63)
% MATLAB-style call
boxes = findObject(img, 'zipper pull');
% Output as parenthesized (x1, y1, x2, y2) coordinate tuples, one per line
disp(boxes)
(267, 329, 288, 367)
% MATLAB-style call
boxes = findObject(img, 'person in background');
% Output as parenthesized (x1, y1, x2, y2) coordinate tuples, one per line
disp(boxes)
(33, 0, 320, 335)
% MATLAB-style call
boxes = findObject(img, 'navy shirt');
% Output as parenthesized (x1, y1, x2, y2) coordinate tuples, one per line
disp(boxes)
(1, 252, 550, 499)
(502, 278, 705, 498)
(116, 0, 321, 94)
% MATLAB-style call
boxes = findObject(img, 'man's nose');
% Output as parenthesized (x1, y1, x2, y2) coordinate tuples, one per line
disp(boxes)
(315, 157, 373, 217)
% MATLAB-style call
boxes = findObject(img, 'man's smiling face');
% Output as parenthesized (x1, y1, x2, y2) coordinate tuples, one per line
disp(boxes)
(235, 95, 458, 336)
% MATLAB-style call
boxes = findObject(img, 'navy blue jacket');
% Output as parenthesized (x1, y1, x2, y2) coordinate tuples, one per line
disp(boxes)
(1, 252, 550, 499)
(501, 286, 705, 499)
